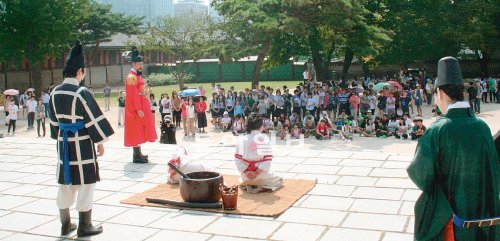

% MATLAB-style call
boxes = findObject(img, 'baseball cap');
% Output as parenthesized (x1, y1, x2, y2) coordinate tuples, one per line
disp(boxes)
(224, 111, 228, 115)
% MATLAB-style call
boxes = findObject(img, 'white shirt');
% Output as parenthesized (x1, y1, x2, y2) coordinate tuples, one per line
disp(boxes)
(446, 101, 470, 112)
(187, 105, 195, 118)
(42, 93, 50, 104)
(27, 100, 37, 112)
(8, 105, 18, 120)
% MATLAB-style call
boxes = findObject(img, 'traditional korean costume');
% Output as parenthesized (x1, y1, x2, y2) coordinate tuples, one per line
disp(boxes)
(234, 130, 283, 193)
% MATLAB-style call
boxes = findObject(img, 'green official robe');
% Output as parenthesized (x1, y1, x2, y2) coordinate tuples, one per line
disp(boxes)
(407, 107, 499, 241)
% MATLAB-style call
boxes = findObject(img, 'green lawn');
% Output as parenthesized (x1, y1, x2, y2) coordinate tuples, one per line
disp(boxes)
(94, 80, 302, 104)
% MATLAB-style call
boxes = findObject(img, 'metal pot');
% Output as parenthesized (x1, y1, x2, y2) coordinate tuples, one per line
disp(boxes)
(179, 171, 223, 203)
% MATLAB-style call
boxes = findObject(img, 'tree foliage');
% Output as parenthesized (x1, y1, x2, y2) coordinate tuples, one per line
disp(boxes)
(212, 0, 286, 88)
(0, 0, 87, 67)
(80, 1, 144, 66)
(138, 14, 218, 90)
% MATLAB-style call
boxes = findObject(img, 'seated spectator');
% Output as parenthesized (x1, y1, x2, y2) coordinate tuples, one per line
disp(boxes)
(273, 120, 285, 140)
(335, 116, 345, 132)
(315, 119, 331, 140)
(303, 111, 315, 123)
(360, 118, 376, 137)
(411, 117, 426, 140)
(340, 121, 353, 141)
(262, 115, 274, 133)
(303, 117, 316, 138)
(232, 114, 245, 135)
(291, 123, 301, 139)
(376, 117, 391, 137)
(394, 118, 409, 139)
(387, 115, 399, 134)
(221, 111, 232, 132)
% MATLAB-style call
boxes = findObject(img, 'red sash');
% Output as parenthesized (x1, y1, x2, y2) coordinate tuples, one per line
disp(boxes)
(235, 154, 272, 172)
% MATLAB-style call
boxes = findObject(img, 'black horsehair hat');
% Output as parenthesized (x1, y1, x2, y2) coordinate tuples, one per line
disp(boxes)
(435, 56, 464, 90)
(66, 40, 85, 69)
(131, 46, 143, 63)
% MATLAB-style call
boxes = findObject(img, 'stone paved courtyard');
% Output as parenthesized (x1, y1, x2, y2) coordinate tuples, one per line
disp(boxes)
(0, 136, 418, 241)
(0, 103, 498, 241)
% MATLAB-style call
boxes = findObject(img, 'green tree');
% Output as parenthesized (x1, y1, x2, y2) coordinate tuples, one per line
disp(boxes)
(376, 0, 461, 67)
(0, 0, 88, 91)
(80, 1, 144, 85)
(274, 0, 390, 82)
(453, 0, 499, 77)
(212, 0, 285, 88)
(138, 14, 217, 90)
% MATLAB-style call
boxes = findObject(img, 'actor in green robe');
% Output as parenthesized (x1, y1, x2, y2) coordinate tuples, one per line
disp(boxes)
(407, 57, 499, 241)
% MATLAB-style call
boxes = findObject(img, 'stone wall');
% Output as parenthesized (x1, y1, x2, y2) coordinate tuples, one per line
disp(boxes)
(0, 64, 151, 91)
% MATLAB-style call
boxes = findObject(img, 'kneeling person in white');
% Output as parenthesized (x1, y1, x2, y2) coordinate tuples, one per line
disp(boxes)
(234, 113, 282, 193)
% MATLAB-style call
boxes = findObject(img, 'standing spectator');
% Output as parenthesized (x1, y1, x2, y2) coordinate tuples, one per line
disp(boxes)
(172, 91, 182, 128)
(337, 89, 350, 116)
(26, 95, 37, 130)
(35, 98, 46, 137)
(7, 99, 18, 136)
(103, 84, 111, 111)
(467, 81, 478, 113)
(368, 90, 377, 115)
(41, 90, 51, 117)
(181, 98, 188, 136)
(186, 98, 196, 136)
(475, 80, 482, 114)
(413, 84, 423, 117)
(19, 91, 27, 118)
(117, 91, 125, 126)
(349, 91, 360, 119)
(377, 90, 387, 117)
(160, 93, 171, 122)
(425, 78, 434, 105)
(149, 94, 157, 123)
(496, 78, 500, 103)
(359, 91, 370, 116)
(480, 78, 488, 103)
(386, 92, 396, 117)
(489, 77, 497, 103)
(195, 96, 207, 133)
(4, 95, 10, 121)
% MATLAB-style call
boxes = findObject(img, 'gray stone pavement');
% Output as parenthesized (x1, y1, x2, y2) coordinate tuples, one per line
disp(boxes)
(0, 136, 417, 241)
(0, 102, 498, 240)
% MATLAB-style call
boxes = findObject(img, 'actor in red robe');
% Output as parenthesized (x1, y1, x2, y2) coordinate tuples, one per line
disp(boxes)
(124, 47, 157, 163)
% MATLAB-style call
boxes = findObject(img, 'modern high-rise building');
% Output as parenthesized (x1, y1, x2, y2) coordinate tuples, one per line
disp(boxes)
(96, 0, 175, 23)
(174, 0, 208, 17)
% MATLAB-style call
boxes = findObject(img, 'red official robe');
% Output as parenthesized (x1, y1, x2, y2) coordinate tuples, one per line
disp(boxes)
(124, 70, 157, 146)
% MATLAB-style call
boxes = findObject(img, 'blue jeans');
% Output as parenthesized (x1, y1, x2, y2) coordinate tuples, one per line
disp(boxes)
(474, 98, 481, 113)
(43, 103, 50, 117)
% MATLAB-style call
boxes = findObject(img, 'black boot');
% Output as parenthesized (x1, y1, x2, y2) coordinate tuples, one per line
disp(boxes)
(133, 147, 148, 163)
(60, 208, 76, 236)
(137, 146, 149, 160)
(77, 210, 103, 237)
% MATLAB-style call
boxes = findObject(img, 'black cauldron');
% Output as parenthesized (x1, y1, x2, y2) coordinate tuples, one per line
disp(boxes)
(179, 171, 223, 203)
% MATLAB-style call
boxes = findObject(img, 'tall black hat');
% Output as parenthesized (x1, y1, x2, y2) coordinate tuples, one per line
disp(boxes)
(66, 40, 85, 69)
(435, 56, 463, 89)
(130, 46, 143, 63)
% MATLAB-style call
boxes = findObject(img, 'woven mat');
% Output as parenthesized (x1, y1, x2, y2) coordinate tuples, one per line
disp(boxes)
(121, 175, 316, 217)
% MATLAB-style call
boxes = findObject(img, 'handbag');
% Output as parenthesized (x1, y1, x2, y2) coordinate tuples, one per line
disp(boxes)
(6, 116, 10, 125)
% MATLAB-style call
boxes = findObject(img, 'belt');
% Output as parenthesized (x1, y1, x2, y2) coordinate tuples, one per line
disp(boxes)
(452, 214, 500, 228)
(235, 154, 272, 172)
(59, 121, 85, 184)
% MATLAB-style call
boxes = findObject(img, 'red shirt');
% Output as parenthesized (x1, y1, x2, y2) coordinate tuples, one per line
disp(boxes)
(316, 124, 328, 135)
(195, 101, 207, 113)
